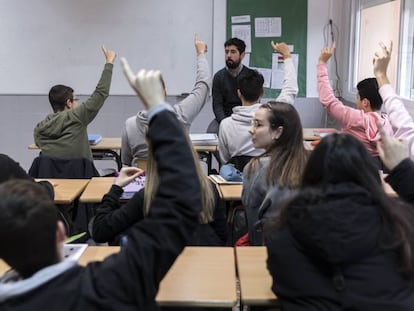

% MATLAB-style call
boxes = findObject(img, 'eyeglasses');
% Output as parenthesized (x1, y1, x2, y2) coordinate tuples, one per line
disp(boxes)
(71, 98, 79, 102)
(251, 119, 264, 128)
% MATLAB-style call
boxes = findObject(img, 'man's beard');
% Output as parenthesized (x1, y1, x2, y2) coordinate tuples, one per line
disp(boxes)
(226, 59, 241, 69)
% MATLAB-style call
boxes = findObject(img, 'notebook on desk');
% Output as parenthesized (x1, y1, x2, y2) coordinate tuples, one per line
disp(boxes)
(88, 134, 102, 145)
(190, 133, 218, 146)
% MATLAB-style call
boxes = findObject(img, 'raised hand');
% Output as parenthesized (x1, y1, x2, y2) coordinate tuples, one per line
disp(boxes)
(373, 41, 392, 86)
(102, 45, 117, 64)
(121, 59, 165, 110)
(115, 167, 145, 187)
(319, 42, 336, 64)
(377, 122, 409, 170)
(271, 41, 291, 59)
(194, 33, 208, 56)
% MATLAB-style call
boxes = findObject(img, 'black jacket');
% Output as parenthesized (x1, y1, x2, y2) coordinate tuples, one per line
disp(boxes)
(265, 182, 414, 311)
(92, 182, 227, 246)
(0, 109, 202, 310)
(385, 158, 414, 204)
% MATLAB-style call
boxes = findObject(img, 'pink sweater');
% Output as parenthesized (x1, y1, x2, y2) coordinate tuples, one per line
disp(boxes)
(380, 84, 414, 160)
(317, 63, 393, 156)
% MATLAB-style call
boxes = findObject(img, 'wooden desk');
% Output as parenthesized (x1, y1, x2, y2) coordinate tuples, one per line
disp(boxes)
(236, 246, 278, 307)
(29, 138, 122, 170)
(79, 246, 237, 307)
(36, 178, 90, 204)
(303, 128, 337, 141)
(157, 247, 237, 307)
(79, 177, 114, 203)
(194, 144, 218, 175)
(78, 246, 120, 265)
(216, 184, 242, 201)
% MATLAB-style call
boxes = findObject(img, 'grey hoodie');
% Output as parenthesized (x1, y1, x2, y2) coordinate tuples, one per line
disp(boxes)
(218, 58, 298, 164)
(121, 54, 211, 166)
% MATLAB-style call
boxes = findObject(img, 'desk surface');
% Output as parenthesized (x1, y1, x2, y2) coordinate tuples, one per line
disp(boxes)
(302, 128, 337, 141)
(157, 246, 237, 307)
(81, 246, 237, 307)
(29, 137, 122, 151)
(36, 178, 90, 204)
(236, 246, 278, 306)
(1, 246, 237, 307)
(216, 184, 242, 201)
(79, 177, 114, 203)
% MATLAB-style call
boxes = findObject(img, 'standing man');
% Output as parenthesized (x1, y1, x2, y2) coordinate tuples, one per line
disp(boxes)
(34, 46, 116, 161)
(218, 42, 298, 167)
(208, 38, 255, 134)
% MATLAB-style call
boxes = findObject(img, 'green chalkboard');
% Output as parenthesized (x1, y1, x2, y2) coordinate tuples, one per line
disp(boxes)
(227, 0, 307, 98)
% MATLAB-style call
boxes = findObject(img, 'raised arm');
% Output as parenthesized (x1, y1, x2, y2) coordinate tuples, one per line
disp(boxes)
(374, 41, 414, 159)
(73, 46, 116, 125)
(272, 42, 298, 104)
(317, 43, 362, 127)
(174, 34, 211, 126)
(378, 124, 414, 203)
(90, 62, 202, 306)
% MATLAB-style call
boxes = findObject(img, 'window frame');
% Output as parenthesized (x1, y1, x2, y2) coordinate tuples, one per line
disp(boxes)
(346, 0, 414, 101)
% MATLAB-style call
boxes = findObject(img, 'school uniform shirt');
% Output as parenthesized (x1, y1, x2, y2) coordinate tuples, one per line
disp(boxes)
(34, 63, 113, 161)
(0, 107, 202, 311)
(121, 53, 211, 166)
(265, 182, 414, 311)
(380, 84, 414, 160)
(317, 63, 393, 156)
(218, 57, 298, 164)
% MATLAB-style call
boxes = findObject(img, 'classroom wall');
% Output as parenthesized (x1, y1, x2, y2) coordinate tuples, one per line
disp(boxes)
(0, 0, 382, 171)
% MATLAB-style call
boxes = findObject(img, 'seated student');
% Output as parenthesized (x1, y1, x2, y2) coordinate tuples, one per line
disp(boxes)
(242, 101, 308, 246)
(218, 42, 298, 169)
(374, 41, 414, 161)
(317, 43, 393, 168)
(0, 153, 54, 199)
(92, 142, 227, 246)
(34, 46, 116, 161)
(0, 66, 202, 310)
(377, 125, 414, 203)
(265, 132, 414, 310)
(122, 34, 211, 166)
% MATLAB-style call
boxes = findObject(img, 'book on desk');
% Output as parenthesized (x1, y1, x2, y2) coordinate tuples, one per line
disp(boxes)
(190, 133, 218, 146)
(88, 134, 102, 145)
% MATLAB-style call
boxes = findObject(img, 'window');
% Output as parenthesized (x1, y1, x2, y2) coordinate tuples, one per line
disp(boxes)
(350, 0, 414, 100)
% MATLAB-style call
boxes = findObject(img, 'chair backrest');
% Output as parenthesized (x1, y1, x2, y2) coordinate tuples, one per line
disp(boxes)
(29, 155, 99, 179)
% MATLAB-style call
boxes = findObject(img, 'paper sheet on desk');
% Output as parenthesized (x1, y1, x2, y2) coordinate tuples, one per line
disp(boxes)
(63, 244, 87, 261)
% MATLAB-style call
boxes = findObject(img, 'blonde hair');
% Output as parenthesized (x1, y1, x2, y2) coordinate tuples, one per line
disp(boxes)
(144, 132, 215, 224)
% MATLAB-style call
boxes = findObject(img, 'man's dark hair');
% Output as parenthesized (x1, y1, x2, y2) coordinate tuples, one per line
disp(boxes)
(224, 38, 246, 54)
(0, 180, 59, 278)
(48, 84, 74, 112)
(237, 70, 264, 102)
(357, 78, 382, 111)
